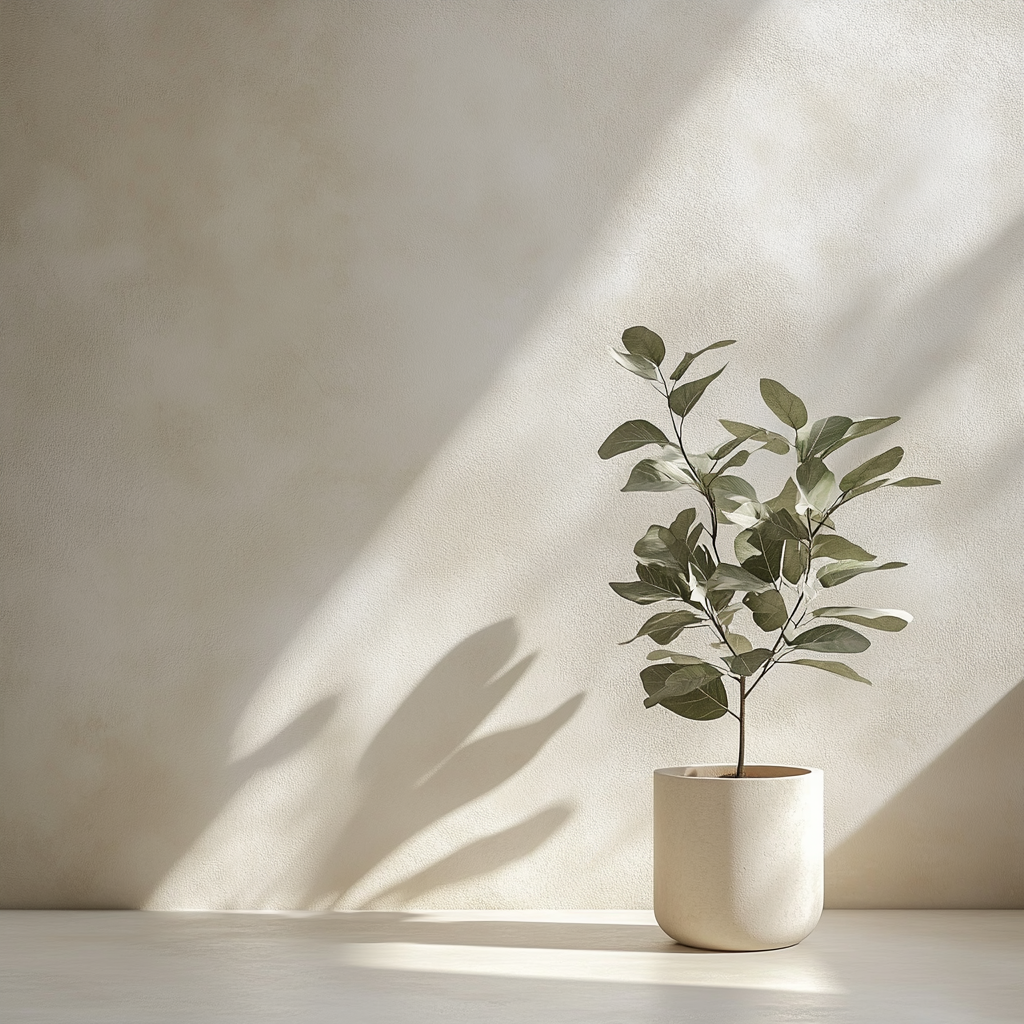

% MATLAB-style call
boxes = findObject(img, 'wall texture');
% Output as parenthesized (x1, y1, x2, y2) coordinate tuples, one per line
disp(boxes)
(1, 0, 1021, 910)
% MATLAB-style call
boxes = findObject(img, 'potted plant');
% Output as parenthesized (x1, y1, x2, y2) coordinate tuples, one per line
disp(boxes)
(600, 326, 939, 951)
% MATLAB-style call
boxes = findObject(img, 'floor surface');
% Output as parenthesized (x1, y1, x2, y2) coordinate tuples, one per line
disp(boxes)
(0, 909, 1021, 1022)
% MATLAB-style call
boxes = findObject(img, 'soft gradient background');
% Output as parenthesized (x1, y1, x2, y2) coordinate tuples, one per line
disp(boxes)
(1, 0, 1021, 910)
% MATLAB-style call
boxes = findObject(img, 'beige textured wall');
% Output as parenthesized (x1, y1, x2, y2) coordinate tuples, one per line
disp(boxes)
(1, 0, 1022, 910)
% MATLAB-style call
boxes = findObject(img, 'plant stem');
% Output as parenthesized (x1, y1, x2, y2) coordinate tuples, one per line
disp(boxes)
(735, 677, 747, 777)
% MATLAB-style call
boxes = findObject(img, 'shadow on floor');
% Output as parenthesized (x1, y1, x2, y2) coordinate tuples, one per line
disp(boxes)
(826, 679, 1024, 908)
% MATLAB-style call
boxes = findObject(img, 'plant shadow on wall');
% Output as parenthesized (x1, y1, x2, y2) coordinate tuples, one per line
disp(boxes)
(0, 0, 764, 908)
(305, 619, 582, 909)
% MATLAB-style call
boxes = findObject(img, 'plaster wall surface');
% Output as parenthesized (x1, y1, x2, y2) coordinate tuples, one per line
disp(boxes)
(1, 0, 1022, 909)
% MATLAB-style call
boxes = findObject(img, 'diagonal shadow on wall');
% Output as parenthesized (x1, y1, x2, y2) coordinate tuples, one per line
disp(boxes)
(305, 619, 582, 909)
(822, 212, 1024, 417)
(0, 0, 765, 908)
(826, 679, 1024, 908)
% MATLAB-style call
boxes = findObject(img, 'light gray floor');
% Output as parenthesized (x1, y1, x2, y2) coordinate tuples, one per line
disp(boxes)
(0, 909, 1020, 1023)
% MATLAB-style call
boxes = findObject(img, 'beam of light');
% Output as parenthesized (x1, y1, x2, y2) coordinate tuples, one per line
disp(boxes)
(338, 940, 844, 993)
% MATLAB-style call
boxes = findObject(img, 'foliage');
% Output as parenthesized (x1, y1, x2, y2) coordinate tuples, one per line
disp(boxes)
(601, 327, 939, 776)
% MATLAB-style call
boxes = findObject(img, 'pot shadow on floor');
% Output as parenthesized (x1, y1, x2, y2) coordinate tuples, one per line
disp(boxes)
(826, 678, 1024, 908)
(304, 619, 583, 909)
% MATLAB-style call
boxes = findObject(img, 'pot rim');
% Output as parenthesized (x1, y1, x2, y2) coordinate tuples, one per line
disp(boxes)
(655, 764, 822, 780)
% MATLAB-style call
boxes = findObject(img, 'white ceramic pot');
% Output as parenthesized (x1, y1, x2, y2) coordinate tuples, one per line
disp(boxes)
(653, 764, 823, 951)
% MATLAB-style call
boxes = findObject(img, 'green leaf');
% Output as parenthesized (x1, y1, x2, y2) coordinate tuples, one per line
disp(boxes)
(637, 562, 690, 599)
(608, 346, 658, 380)
(689, 542, 716, 584)
(722, 501, 763, 529)
(707, 563, 773, 593)
(764, 506, 806, 541)
(719, 420, 763, 440)
(840, 447, 905, 492)
(640, 663, 729, 719)
(744, 589, 789, 631)
(887, 477, 940, 488)
(724, 648, 772, 676)
(717, 449, 751, 473)
(669, 339, 737, 381)
(842, 478, 890, 500)
(782, 538, 807, 584)
(709, 435, 747, 461)
(804, 416, 853, 459)
(796, 457, 837, 512)
(811, 606, 912, 631)
(714, 630, 753, 654)
(789, 659, 872, 684)
(641, 661, 721, 706)
(662, 680, 731, 719)
(610, 563, 689, 604)
(718, 420, 791, 455)
(790, 623, 871, 653)
(740, 522, 785, 583)
(669, 507, 698, 540)
(816, 559, 907, 588)
(709, 475, 758, 515)
(668, 682, 731, 719)
(715, 601, 745, 627)
(733, 528, 757, 564)
(619, 609, 705, 645)
(599, 420, 671, 459)
(621, 326, 665, 366)
(765, 477, 800, 515)
(760, 379, 808, 430)
(622, 459, 688, 492)
(633, 525, 682, 569)
(669, 365, 727, 419)
(819, 416, 900, 457)
(811, 535, 875, 562)
(646, 650, 710, 664)
(761, 434, 791, 455)
(610, 581, 677, 605)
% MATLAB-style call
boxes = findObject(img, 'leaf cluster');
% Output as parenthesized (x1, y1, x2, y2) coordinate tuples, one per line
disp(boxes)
(602, 326, 939, 722)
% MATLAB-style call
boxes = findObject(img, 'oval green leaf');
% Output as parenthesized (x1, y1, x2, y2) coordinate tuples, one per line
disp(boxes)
(887, 477, 940, 487)
(619, 609, 705, 645)
(760, 379, 808, 430)
(790, 623, 871, 653)
(743, 589, 789, 632)
(805, 416, 853, 459)
(811, 606, 912, 631)
(724, 648, 772, 676)
(599, 420, 671, 459)
(819, 416, 900, 457)
(811, 535, 875, 562)
(608, 346, 659, 380)
(816, 560, 907, 588)
(840, 446, 904, 493)
(707, 563, 773, 593)
(621, 326, 665, 366)
(796, 457, 837, 512)
(640, 663, 728, 719)
(789, 659, 872, 684)
(621, 459, 687, 492)
(669, 339, 737, 381)
(669, 364, 727, 420)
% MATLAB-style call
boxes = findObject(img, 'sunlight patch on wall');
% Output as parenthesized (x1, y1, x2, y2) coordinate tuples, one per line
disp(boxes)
(149, 0, 1023, 910)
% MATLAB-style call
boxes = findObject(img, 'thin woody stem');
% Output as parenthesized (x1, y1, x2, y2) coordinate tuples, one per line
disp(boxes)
(735, 677, 747, 777)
